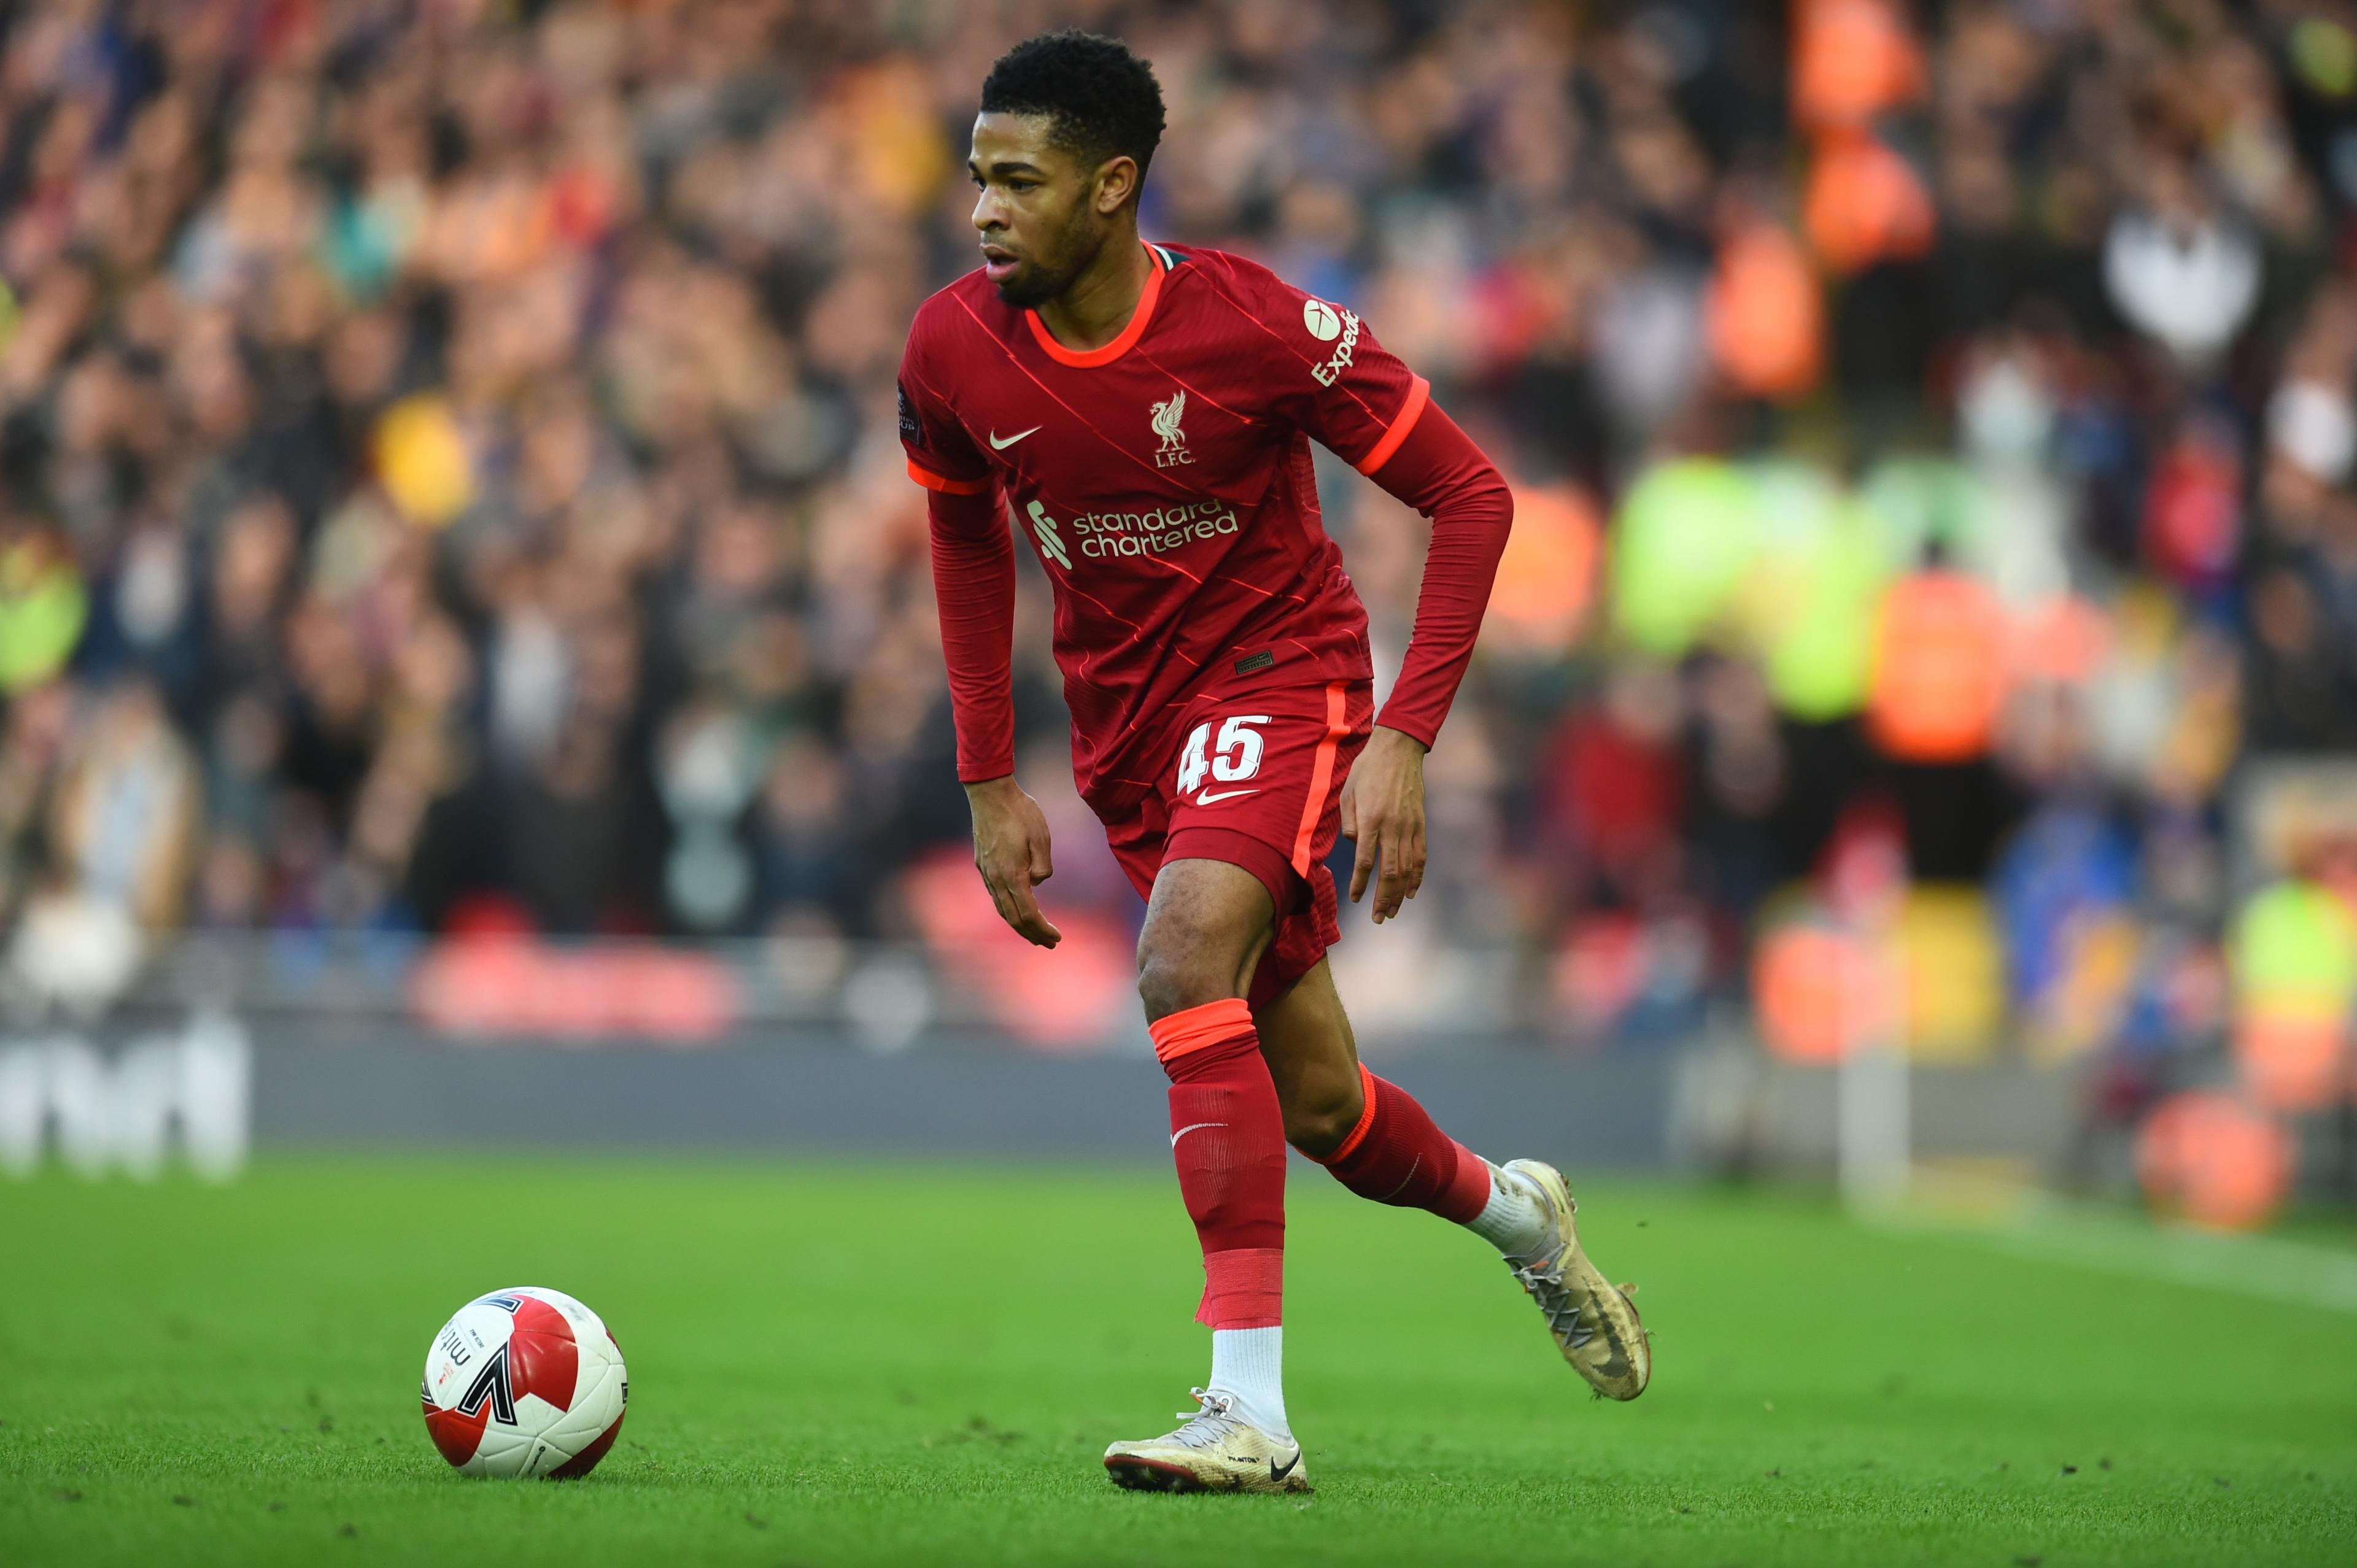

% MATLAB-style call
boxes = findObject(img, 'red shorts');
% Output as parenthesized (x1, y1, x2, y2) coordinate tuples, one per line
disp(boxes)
(1096, 678, 1374, 1008)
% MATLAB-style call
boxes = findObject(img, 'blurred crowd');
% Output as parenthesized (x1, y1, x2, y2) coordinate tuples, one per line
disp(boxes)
(0, 0, 2355, 1115)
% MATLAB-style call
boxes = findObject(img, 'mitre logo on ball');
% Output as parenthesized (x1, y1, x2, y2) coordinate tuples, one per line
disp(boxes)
(420, 1286, 627, 1479)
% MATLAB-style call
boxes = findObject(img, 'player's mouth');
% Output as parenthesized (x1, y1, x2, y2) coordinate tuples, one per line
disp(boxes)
(981, 244, 1020, 284)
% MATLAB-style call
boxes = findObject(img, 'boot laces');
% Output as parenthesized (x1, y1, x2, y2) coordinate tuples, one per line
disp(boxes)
(1511, 1253, 1598, 1351)
(1166, 1388, 1244, 1448)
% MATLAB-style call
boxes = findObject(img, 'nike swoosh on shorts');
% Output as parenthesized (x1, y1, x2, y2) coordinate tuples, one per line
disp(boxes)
(1194, 789, 1258, 805)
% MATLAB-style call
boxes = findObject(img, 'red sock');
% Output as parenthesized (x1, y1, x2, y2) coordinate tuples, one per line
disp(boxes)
(1312, 1065, 1492, 1224)
(1150, 998, 1287, 1329)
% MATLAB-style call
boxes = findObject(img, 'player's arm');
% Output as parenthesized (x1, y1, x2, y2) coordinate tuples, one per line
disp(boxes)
(902, 338, 1062, 949)
(1238, 259, 1515, 922)
(1337, 403, 1514, 922)
(922, 482, 1062, 951)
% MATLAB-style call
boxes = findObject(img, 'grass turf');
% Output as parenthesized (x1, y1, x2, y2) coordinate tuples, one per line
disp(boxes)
(1, 1158, 2353, 1567)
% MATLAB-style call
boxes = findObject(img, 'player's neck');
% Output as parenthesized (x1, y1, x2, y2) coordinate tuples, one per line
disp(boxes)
(1032, 225, 1151, 353)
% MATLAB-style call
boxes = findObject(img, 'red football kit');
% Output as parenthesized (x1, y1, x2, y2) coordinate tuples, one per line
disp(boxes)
(894, 238, 1618, 1383)
(900, 241, 1511, 1000)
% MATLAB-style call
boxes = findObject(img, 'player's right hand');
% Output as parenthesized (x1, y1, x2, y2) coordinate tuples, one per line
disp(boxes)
(964, 776, 1062, 948)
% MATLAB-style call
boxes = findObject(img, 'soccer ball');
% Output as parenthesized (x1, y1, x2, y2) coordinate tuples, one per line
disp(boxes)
(420, 1286, 627, 1478)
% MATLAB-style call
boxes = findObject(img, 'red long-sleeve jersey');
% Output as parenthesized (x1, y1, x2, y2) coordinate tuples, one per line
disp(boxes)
(902, 242, 1511, 806)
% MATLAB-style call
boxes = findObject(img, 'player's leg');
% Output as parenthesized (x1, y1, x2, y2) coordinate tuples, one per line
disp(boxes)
(1256, 958, 1490, 1219)
(1103, 856, 1309, 1494)
(1255, 960, 1652, 1400)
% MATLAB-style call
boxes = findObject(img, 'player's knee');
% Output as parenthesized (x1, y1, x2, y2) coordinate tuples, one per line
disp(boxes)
(1137, 862, 1271, 1022)
(1285, 1070, 1364, 1160)
(1136, 933, 1239, 1022)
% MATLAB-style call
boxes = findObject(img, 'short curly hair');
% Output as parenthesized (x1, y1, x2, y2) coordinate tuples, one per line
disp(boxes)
(980, 31, 1166, 187)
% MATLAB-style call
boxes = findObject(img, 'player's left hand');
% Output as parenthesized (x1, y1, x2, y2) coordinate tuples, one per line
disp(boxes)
(1338, 725, 1428, 924)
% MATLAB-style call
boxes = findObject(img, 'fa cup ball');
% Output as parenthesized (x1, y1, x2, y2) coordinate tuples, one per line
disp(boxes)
(420, 1287, 627, 1478)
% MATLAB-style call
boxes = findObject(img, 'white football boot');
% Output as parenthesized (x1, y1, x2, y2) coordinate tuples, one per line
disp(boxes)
(1102, 1389, 1311, 1494)
(1499, 1158, 1651, 1400)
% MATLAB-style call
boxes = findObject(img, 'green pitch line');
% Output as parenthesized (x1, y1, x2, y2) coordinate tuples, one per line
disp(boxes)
(1, 1158, 2352, 1567)
(1888, 1193, 2357, 1315)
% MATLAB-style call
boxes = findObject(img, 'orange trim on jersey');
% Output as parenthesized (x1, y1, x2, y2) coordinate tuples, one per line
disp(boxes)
(1148, 997, 1255, 1065)
(1024, 242, 1167, 369)
(907, 459, 989, 495)
(1289, 681, 1352, 876)
(1355, 375, 1431, 477)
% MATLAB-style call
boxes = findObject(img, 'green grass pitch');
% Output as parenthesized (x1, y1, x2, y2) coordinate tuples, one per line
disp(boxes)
(2, 1157, 2353, 1566)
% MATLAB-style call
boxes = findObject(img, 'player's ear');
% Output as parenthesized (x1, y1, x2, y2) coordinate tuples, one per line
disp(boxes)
(1093, 155, 1139, 217)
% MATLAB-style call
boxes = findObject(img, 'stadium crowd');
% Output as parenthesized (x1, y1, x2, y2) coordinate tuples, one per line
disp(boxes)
(0, 0, 2353, 1099)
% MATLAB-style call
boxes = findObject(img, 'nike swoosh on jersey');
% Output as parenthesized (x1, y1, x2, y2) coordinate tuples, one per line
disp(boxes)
(1194, 788, 1259, 805)
(1171, 1121, 1227, 1148)
(988, 426, 1042, 450)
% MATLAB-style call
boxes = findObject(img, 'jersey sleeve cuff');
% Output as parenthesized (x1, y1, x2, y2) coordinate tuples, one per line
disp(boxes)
(1353, 375, 1431, 478)
(908, 458, 991, 496)
(956, 756, 1017, 784)
(1371, 705, 1441, 751)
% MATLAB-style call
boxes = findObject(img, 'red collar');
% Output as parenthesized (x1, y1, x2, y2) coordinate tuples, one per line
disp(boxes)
(1024, 241, 1167, 368)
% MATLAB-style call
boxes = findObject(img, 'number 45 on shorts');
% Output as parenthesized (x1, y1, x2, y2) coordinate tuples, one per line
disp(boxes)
(1177, 714, 1271, 800)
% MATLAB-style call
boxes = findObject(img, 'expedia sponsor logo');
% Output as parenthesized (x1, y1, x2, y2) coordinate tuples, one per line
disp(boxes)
(1309, 308, 1362, 387)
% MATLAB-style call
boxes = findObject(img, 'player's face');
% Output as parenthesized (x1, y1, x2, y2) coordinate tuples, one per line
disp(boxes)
(968, 113, 1130, 307)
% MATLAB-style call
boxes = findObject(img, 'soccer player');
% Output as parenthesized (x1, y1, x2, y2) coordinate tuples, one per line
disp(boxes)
(900, 31, 1649, 1494)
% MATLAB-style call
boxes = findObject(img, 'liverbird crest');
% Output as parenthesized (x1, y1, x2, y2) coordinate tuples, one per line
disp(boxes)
(1150, 390, 1191, 465)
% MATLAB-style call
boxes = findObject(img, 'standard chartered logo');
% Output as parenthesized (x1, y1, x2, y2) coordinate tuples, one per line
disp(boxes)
(1021, 494, 1242, 566)
(1073, 499, 1240, 558)
(1025, 499, 1071, 568)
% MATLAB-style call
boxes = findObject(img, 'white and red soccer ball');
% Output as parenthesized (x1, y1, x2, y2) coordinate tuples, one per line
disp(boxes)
(421, 1287, 627, 1478)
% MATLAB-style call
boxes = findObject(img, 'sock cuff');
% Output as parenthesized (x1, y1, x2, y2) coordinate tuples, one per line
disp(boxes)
(1437, 1140, 1494, 1225)
(1312, 1064, 1380, 1165)
(1149, 997, 1255, 1066)
(1197, 1246, 1284, 1329)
